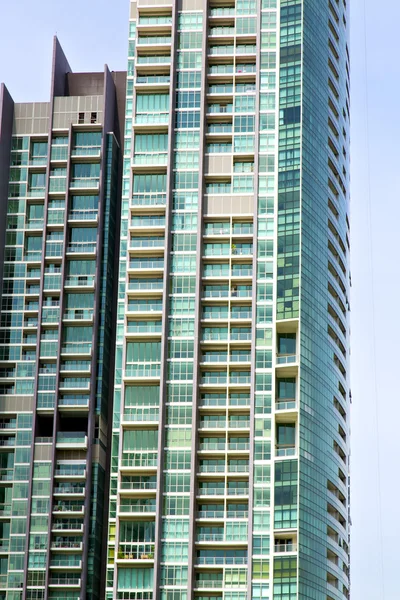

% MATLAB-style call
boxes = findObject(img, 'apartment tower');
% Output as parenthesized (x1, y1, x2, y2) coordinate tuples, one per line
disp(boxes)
(0, 40, 125, 599)
(107, 1, 350, 600)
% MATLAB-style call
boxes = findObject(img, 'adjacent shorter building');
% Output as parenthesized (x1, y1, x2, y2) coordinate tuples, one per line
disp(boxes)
(0, 38, 125, 600)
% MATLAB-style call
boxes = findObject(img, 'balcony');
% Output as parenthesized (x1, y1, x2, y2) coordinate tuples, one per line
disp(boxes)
(53, 502, 85, 516)
(135, 113, 169, 127)
(118, 502, 157, 516)
(207, 124, 233, 135)
(274, 542, 297, 554)
(53, 482, 85, 496)
(66, 243, 96, 256)
(69, 178, 99, 191)
(230, 330, 252, 341)
(230, 310, 252, 320)
(200, 420, 226, 430)
(27, 188, 46, 198)
(138, 15, 173, 26)
(56, 432, 88, 450)
(232, 224, 253, 236)
(127, 302, 163, 314)
(71, 146, 101, 158)
(201, 374, 227, 386)
(132, 153, 168, 168)
(49, 558, 82, 569)
(64, 275, 95, 289)
(117, 544, 155, 562)
(68, 210, 98, 223)
(26, 219, 45, 230)
(276, 353, 298, 378)
(275, 444, 296, 458)
(55, 465, 86, 479)
(196, 556, 247, 566)
(126, 322, 162, 336)
(136, 75, 171, 87)
(136, 55, 171, 66)
(228, 441, 249, 452)
(131, 193, 166, 208)
(61, 343, 92, 357)
(196, 533, 224, 542)
(131, 216, 166, 229)
(137, 35, 171, 46)
(47, 210, 65, 225)
(229, 420, 250, 430)
(51, 539, 83, 551)
(197, 509, 224, 520)
(195, 580, 223, 589)
(199, 442, 226, 452)
(119, 479, 157, 493)
(48, 576, 81, 588)
(58, 397, 89, 410)
(209, 26, 235, 37)
(0, 504, 11, 517)
(202, 311, 229, 321)
(122, 410, 159, 424)
(63, 309, 94, 323)
(202, 354, 228, 364)
(124, 365, 161, 379)
(129, 238, 165, 250)
(52, 520, 84, 533)
(120, 453, 158, 470)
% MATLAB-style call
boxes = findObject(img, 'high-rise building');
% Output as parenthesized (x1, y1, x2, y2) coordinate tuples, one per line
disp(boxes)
(107, 1, 350, 600)
(0, 39, 125, 600)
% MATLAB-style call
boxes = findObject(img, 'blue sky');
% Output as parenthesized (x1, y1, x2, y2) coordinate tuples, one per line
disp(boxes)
(0, 0, 396, 598)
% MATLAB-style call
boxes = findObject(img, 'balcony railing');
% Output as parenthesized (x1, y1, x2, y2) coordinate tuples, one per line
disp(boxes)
(51, 540, 83, 550)
(128, 303, 163, 313)
(137, 56, 171, 65)
(130, 238, 164, 249)
(275, 399, 297, 411)
(274, 542, 297, 553)
(63, 309, 93, 321)
(119, 503, 156, 514)
(209, 27, 235, 36)
(210, 6, 235, 16)
(120, 453, 158, 468)
(70, 178, 99, 189)
(136, 75, 171, 85)
(196, 556, 247, 565)
(133, 153, 168, 165)
(200, 420, 226, 429)
(125, 365, 161, 378)
(276, 353, 297, 365)
(195, 580, 223, 588)
(71, 147, 101, 157)
(67, 243, 96, 254)
(56, 432, 87, 446)
(135, 113, 169, 125)
(61, 343, 92, 355)
(138, 36, 171, 45)
(126, 324, 162, 335)
(48, 577, 81, 586)
(131, 193, 166, 206)
(59, 398, 89, 408)
(275, 445, 296, 457)
(69, 210, 98, 221)
(64, 275, 95, 287)
(196, 533, 224, 542)
(123, 411, 159, 422)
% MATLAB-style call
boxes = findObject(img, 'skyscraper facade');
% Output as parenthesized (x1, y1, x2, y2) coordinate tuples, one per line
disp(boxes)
(0, 0, 350, 598)
(107, 2, 350, 600)
(0, 41, 125, 600)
